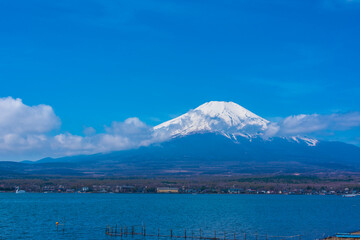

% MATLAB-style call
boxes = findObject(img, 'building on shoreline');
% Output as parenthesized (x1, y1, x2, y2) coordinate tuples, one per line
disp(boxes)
(156, 187, 179, 193)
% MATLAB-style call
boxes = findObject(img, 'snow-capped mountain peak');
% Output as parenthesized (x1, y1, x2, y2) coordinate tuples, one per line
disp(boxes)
(154, 101, 269, 138)
(153, 101, 318, 146)
(195, 101, 269, 127)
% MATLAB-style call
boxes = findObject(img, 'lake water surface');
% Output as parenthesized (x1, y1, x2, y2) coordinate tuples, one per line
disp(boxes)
(0, 193, 359, 240)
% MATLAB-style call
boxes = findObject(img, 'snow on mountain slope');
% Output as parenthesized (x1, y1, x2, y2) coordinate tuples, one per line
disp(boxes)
(153, 101, 318, 147)
(154, 101, 269, 138)
(288, 136, 319, 146)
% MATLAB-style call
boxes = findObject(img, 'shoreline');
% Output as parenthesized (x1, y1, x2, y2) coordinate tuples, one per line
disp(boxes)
(1, 191, 359, 196)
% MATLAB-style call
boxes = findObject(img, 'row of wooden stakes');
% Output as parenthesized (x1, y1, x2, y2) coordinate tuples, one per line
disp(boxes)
(105, 225, 302, 240)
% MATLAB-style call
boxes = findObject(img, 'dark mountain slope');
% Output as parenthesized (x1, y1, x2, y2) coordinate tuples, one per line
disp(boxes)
(1, 134, 359, 177)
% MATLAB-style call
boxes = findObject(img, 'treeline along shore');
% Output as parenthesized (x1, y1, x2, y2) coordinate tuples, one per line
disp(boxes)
(1, 174, 360, 195)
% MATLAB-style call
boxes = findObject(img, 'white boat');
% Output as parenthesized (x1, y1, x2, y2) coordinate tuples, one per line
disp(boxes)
(15, 186, 26, 194)
(342, 194, 357, 197)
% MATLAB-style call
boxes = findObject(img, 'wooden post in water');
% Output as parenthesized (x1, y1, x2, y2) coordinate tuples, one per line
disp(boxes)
(215, 231, 217, 239)
(185, 229, 187, 239)
(299, 235, 301, 240)
(234, 232, 236, 240)
(255, 232, 257, 240)
(200, 229, 202, 239)
(224, 231, 226, 240)
(158, 228, 160, 238)
(192, 230, 194, 239)
(121, 227, 123, 237)
(244, 233, 246, 240)
(171, 229, 173, 238)
(144, 224, 146, 236)
(265, 233, 267, 240)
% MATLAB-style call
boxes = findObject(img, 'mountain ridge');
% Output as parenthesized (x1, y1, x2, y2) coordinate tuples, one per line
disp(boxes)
(1, 132, 359, 177)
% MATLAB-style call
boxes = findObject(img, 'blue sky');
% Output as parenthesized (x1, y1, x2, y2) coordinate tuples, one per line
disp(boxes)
(0, 0, 360, 160)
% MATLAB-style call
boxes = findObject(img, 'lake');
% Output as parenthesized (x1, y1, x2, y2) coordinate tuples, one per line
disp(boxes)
(0, 193, 359, 240)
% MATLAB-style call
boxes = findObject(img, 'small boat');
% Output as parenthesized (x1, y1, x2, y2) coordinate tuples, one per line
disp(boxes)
(15, 186, 26, 194)
(342, 194, 357, 197)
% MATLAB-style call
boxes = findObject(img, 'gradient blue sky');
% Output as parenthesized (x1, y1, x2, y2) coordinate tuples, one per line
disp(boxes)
(0, 0, 360, 160)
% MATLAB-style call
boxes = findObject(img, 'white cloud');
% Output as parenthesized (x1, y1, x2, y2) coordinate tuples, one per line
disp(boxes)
(51, 118, 155, 156)
(46, 117, 156, 158)
(265, 112, 360, 137)
(0, 97, 157, 161)
(83, 127, 96, 136)
(0, 97, 60, 134)
(0, 97, 60, 158)
(106, 117, 150, 136)
(0, 133, 48, 151)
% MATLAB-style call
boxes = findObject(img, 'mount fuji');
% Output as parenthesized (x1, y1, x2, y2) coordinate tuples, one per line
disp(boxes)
(153, 101, 318, 147)
(1, 101, 360, 177)
(154, 101, 269, 139)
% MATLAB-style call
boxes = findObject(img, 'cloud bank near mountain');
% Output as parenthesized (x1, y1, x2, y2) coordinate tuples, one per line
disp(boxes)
(0, 97, 60, 153)
(50, 117, 155, 156)
(0, 97, 60, 135)
(0, 97, 360, 161)
(265, 112, 360, 137)
(0, 97, 155, 160)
